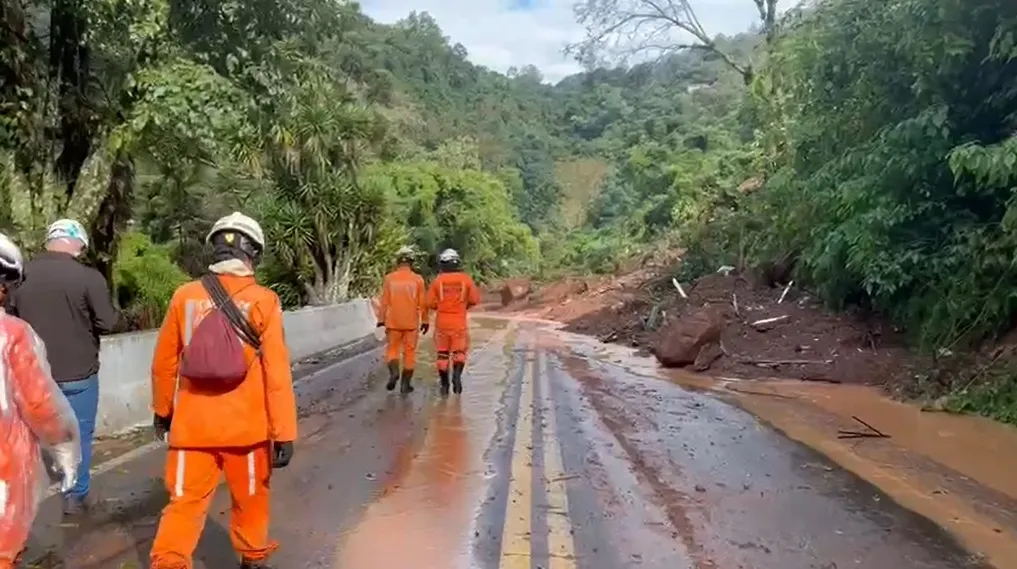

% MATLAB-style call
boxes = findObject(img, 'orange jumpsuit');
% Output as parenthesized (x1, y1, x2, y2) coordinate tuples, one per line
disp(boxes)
(0, 312, 80, 569)
(149, 274, 297, 569)
(378, 266, 428, 370)
(427, 271, 480, 372)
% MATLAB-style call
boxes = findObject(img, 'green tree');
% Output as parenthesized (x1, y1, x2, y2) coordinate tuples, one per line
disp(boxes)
(363, 161, 540, 280)
(253, 61, 402, 305)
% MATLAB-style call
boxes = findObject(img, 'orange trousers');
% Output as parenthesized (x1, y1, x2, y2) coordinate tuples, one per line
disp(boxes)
(385, 329, 420, 370)
(150, 443, 276, 569)
(434, 328, 469, 372)
(0, 464, 37, 568)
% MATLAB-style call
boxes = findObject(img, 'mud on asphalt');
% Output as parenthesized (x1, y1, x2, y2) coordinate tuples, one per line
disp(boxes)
(23, 334, 387, 568)
(20, 317, 1006, 569)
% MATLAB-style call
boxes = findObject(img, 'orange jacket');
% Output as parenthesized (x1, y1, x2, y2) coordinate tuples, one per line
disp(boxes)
(151, 274, 298, 448)
(378, 266, 428, 331)
(427, 271, 480, 330)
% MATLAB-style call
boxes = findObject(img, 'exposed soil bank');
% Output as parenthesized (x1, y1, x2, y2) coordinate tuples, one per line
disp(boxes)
(511, 269, 917, 386)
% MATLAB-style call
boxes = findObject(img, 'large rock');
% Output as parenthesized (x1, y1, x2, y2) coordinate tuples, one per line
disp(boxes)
(652, 306, 723, 369)
(500, 278, 532, 306)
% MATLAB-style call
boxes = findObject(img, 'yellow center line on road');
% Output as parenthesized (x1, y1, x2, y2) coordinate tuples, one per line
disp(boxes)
(538, 348, 578, 569)
(499, 339, 536, 567)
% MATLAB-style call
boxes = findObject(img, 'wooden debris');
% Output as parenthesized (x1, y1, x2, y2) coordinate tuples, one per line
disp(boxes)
(672, 277, 688, 298)
(720, 342, 833, 367)
(750, 315, 788, 330)
(644, 304, 663, 330)
(799, 376, 842, 384)
(837, 415, 890, 439)
(600, 331, 618, 343)
(778, 280, 794, 304)
(724, 385, 799, 400)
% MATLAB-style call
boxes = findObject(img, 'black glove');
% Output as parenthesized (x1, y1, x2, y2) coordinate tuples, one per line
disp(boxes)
(272, 441, 294, 468)
(420, 322, 430, 334)
(153, 414, 172, 441)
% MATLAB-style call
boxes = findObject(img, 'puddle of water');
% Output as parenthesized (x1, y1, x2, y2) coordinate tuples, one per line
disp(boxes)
(332, 326, 514, 569)
(668, 374, 1017, 568)
(470, 314, 514, 332)
(763, 381, 1017, 500)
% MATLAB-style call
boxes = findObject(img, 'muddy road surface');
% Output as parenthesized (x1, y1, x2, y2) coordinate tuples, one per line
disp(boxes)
(24, 318, 986, 569)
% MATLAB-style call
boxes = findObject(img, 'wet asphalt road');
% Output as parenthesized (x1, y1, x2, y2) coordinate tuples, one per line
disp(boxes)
(24, 317, 987, 569)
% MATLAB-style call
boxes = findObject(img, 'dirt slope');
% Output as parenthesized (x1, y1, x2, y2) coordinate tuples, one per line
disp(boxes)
(518, 269, 920, 387)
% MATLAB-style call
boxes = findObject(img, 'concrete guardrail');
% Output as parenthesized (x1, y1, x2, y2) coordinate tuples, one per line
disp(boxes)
(95, 298, 377, 437)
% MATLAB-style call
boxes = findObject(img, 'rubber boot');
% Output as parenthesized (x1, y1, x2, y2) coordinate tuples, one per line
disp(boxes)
(399, 369, 415, 394)
(452, 362, 465, 394)
(438, 369, 450, 396)
(385, 361, 400, 391)
(240, 559, 272, 569)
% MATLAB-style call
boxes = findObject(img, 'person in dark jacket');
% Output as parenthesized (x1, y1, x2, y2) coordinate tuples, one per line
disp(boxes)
(7, 219, 117, 515)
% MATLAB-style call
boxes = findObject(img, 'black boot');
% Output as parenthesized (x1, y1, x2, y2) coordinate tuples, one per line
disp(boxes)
(62, 494, 87, 516)
(399, 369, 415, 394)
(240, 559, 272, 569)
(385, 361, 400, 391)
(438, 369, 450, 395)
(452, 362, 465, 394)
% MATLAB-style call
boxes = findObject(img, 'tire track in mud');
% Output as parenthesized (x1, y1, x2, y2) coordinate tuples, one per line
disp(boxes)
(555, 349, 717, 569)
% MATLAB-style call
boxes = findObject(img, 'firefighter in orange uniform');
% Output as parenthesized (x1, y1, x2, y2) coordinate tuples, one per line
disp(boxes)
(377, 246, 429, 394)
(148, 212, 297, 569)
(427, 249, 480, 395)
(0, 233, 80, 569)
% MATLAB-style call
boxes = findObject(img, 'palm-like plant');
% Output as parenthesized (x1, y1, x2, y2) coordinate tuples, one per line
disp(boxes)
(257, 63, 401, 305)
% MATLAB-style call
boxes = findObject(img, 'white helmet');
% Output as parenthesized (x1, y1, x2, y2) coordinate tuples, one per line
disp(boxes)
(0, 232, 24, 282)
(396, 245, 415, 257)
(438, 248, 460, 263)
(206, 212, 265, 249)
(46, 218, 89, 248)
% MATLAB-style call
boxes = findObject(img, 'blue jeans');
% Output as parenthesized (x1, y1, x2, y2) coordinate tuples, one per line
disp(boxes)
(59, 374, 99, 499)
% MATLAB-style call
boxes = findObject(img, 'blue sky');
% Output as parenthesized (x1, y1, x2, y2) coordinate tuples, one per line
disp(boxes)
(360, 0, 779, 83)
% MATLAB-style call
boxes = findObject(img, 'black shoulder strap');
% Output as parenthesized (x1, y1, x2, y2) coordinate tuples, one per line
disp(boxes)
(200, 273, 263, 351)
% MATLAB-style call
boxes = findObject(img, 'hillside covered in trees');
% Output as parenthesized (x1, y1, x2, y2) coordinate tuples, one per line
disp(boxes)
(0, 0, 752, 327)
(6, 0, 1017, 421)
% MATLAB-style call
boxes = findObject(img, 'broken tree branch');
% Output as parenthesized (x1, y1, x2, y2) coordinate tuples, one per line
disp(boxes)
(799, 376, 842, 384)
(724, 385, 798, 400)
(747, 358, 834, 367)
(672, 277, 687, 299)
(837, 432, 889, 440)
(850, 415, 887, 437)
(778, 280, 794, 304)
(759, 358, 830, 366)
(837, 415, 890, 439)
(751, 315, 788, 327)
(720, 342, 832, 367)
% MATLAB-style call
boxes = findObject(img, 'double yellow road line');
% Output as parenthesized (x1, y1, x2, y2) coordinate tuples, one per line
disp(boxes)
(500, 342, 577, 568)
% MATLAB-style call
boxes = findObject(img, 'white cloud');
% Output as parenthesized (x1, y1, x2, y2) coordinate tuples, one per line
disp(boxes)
(359, 0, 775, 83)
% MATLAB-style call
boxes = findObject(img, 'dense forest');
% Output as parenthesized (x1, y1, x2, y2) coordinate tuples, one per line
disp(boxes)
(3, 0, 1017, 409)
(0, 0, 753, 327)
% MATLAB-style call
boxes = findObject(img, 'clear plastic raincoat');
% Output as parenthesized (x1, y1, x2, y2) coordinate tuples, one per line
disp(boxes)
(0, 310, 80, 567)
